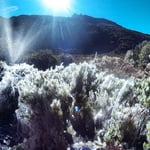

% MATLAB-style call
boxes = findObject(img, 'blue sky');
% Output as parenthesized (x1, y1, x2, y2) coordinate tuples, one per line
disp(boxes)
(0, 0, 150, 34)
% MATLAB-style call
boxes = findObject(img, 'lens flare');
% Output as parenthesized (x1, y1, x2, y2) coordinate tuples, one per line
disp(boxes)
(42, 0, 71, 12)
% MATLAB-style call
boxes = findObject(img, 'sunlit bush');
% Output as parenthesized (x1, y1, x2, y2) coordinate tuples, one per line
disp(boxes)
(133, 41, 150, 68)
(0, 61, 149, 149)
(136, 77, 150, 108)
(143, 121, 150, 150)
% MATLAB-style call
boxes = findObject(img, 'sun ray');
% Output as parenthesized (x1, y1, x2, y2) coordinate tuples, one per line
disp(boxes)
(42, 0, 71, 12)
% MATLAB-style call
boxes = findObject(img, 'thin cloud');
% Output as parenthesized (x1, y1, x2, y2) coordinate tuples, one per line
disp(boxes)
(2, 6, 18, 14)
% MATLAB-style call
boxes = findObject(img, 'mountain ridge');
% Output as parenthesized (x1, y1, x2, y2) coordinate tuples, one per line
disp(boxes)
(0, 14, 150, 54)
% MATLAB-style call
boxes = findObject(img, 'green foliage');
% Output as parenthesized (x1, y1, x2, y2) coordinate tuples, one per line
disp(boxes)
(133, 41, 150, 67)
(104, 114, 137, 147)
(104, 123, 121, 143)
(143, 121, 150, 150)
(136, 77, 150, 108)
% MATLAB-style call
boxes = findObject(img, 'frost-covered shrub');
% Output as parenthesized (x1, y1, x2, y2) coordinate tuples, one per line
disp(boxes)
(0, 62, 19, 117)
(70, 64, 99, 139)
(17, 62, 99, 141)
(104, 104, 148, 148)
(0, 61, 149, 149)
(0, 85, 18, 117)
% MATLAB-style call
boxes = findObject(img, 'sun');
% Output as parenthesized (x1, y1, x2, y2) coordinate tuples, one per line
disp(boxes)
(42, 0, 71, 12)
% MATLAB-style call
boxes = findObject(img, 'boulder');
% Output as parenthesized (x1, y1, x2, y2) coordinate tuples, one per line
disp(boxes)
(124, 50, 135, 65)
(145, 63, 150, 72)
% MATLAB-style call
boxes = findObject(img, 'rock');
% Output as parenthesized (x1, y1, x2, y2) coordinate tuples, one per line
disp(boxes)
(124, 50, 134, 65)
(145, 63, 150, 71)
(144, 63, 150, 76)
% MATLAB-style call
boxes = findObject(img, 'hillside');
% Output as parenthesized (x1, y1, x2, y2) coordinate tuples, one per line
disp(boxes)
(0, 14, 150, 55)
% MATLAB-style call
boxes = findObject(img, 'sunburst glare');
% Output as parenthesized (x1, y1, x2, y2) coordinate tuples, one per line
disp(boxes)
(42, 0, 71, 13)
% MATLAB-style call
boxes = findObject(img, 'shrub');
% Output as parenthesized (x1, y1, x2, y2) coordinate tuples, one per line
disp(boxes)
(59, 54, 74, 66)
(136, 77, 150, 108)
(133, 41, 150, 68)
(143, 121, 150, 150)
(0, 61, 149, 149)
(20, 50, 58, 70)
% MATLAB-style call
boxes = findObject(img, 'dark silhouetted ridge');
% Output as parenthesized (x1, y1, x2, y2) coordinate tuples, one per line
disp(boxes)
(0, 14, 150, 54)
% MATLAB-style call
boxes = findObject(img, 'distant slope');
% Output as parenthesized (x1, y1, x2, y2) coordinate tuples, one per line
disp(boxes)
(0, 14, 150, 54)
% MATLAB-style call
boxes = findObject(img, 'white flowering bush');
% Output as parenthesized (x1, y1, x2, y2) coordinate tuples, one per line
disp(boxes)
(0, 60, 149, 150)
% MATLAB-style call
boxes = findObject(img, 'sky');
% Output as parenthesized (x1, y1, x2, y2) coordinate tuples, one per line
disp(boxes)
(0, 0, 150, 34)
